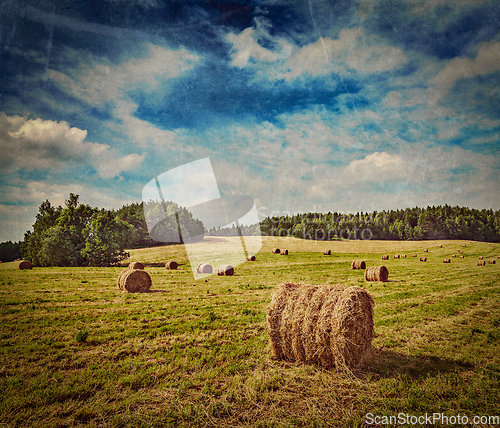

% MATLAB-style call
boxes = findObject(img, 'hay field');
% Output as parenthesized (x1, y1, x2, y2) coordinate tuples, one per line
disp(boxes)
(0, 237, 499, 427)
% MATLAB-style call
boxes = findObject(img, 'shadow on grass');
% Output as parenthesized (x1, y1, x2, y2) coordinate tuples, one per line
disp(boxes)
(361, 347, 474, 379)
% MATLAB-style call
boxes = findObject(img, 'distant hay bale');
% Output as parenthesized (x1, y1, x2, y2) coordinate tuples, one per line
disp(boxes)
(443, 259, 451, 263)
(462, 244, 466, 247)
(217, 264, 234, 276)
(412, 254, 417, 257)
(364, 266, 389, 282)
(280, 249, 288, 255)
(394, 255, 400, 259)
(323, 250, 331, 255)
(478, 256, 483, 260)
(18, 261, 33, 270)
(452, 254, 457, 257)
(489, 260, 496, 264)
(247, 255, 256, 261)
(459, 250, 463, 254)
(272, 248, 280, 254)
(420, 257, 427, 262)
(197, 263, 213, 274)
(267, 283, 374, 370)
(382, 255, 389, 260)
(118, 269, 152, 293)
(351, 260, 366, 269)
(439, 245, 443, 248)
(165, 261, 178, 269)
(423, 249, 428, 253)
(128, 262, 144, 270)
(460, 255, 465, 259)
(401, 254, 407, 258)
(477, 261, 485, 266)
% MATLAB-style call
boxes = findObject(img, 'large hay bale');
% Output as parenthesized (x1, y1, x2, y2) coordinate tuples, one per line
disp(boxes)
(18, 261, 33, 270)
(165, 261, 178, 269)
(217, 264, 234, 276)
(267, 283, 374, 370)
(323, 250, 331, 255)
(351, 260, 366, 269)
(280, 249, 288, 255)
(197, 263, 213, 274)
(477, 261, 485, 266)
(394, 255, 400, 259)
(382, 255, 389, 260)
(247, 255, 256, 261)
(128, 262, 144, 270)
(489, 260, 496, 264)
(364, 266, 389, 282)
(272, 248, 280, 254)
(118, 269, 152, 293)
(443, 259, 451, 263)
(419, 257, 427, 262)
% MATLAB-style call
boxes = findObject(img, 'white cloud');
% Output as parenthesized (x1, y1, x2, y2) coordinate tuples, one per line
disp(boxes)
(0, 113, 145, 178)
(347, 152, 407, 181)
(429, 39, 500, 105)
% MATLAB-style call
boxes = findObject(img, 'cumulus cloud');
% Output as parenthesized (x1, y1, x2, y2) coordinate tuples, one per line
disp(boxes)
(347, 152, 407, 181)
(429, 40, 500, 105)
(0, 113, 145, 178)
(282, 28, 408, 80)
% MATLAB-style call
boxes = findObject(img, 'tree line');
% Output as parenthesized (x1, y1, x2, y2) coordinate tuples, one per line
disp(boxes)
(209, 205, 500, 242)
(20, 194, 204, 267)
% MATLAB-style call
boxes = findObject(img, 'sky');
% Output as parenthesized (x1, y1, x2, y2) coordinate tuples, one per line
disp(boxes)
(1, 0, 499, 242)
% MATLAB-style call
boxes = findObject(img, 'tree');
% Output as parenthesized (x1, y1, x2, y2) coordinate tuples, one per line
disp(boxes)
(81, 210, 134, 266)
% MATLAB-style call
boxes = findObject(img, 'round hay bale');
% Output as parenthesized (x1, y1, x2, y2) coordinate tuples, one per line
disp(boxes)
(217, 264, 234, 276)
(165, 261, 178, 269)
(412, 254, 417, 257)
(452, 254, 457, 257)
(443, 259, 451, 263)
(197, 263, 213, 274)
(128, 262, 144, 270)
(267, 283, 374, 370)
(459, 250, 463, 254)
(364, 266, 389, 282)
(381, 255, 389, 260)
(118, 269, 152, 293)
(272, 248, 280, 254)
(280, 249, 288, 255)
(423, 249, 428, 253)
(18, 261, 33, 270)
(477, 261, 485, 266)
(462, 244, 467, 247)
(478, 256, 483, 260)
(351, 260, 366, 269)
(401, 254, 407, 258)
(460, 255, 465, 259)
(420, 257, 427, 262)
(394, 255, 400, 259)
(439, 245, 443, 248)
(488, 260, 496, 264)
(323, 250, 331, 255)
(247, 255, 256, 261)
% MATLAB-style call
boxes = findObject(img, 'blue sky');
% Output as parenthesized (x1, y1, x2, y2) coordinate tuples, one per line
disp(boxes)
(1, 0, 499, 241)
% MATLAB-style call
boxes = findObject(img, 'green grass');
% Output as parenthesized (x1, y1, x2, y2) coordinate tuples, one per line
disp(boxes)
(0, 237, 499, 427)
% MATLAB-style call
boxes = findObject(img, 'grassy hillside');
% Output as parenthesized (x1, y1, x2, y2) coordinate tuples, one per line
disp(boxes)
(0, 237, 499, 427)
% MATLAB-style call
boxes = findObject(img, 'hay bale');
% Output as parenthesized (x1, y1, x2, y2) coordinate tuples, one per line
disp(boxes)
(412, 254, 417, 257)
(247, 255, 256, 261)
(165, 261, 178, 269)
(443, 259, 451, 263)
(364, 266, 389, 282)
(419, 257, 427, 262)
(489, 260, 496, 264)
(280, 249, 288, 255)
(128, 262, 144, 270)
(459, 250, 463, 254)
(197, 263, 213, 274)
(394, 255, 400, 259)
(272, 248, 280, 254)
(452, 254, 456, 257)
(18, 261, 33, 270)
(118, 269, 152, 293)
(401, 254, 407, 258)
(439, 245, 443, 248)
(477, 261, 485, 266)
(478, 256, 483, 260)
(460, 255, 465, 259)
(423, 249, 428, 253)
(217, 264, 234, 276)
(351, 260, 366, 269)
(382, 255, 389, 260)
(462, 244, 467, 247)
(323, 250, 331, 255)
(267, 283, 374, 370)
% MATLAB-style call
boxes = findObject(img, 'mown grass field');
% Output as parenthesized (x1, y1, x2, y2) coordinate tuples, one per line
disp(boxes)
(1, 237, 499, 427)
